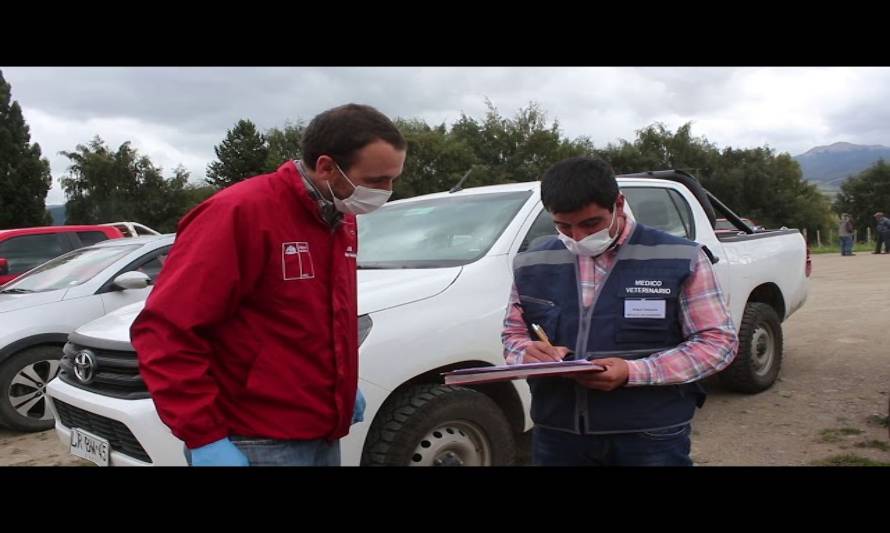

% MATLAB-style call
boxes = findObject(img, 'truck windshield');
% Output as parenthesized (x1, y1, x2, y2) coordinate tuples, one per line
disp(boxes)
(358, 191, 532, 269)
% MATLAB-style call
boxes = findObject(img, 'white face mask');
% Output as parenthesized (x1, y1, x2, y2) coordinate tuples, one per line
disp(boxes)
(327, 163, 393, 215)
(557, 204, 619, 257)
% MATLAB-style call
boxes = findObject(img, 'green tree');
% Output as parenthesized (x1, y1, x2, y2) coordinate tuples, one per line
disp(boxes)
(60, 136, 193, 233)
(595, 121, 833, 240)
(61, 137, 136, 224)
(595, 122, 721, 179)
(206, 119, 269, 189)
(182, 183, 217, 210)
(450, 100, 591, 188)
(392, 119, 477, 199)
(131, 164, 192, 233)
(264, 122, 304, 172)
(0, 69, 53, 228)
(390, 102, 592, 200)
(710, 148, 833, 239)
(834, 159, 890, 239)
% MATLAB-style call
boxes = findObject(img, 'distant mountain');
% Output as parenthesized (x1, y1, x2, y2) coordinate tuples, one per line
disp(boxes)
(794, 142, 890, 190)
(47, 204, 66, 225)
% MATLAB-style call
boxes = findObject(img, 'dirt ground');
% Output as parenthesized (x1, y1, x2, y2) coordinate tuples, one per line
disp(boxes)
(690, 252, 890, 466)
(2, 252, 888, 467)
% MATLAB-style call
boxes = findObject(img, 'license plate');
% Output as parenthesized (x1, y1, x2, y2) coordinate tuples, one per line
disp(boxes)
(69, 428, 110, 466)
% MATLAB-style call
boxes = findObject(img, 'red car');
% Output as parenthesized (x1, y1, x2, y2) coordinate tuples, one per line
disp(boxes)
(0, 225, 125, 285)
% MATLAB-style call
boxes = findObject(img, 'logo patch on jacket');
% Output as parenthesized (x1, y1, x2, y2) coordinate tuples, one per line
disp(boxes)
(282, 242, 315, 280)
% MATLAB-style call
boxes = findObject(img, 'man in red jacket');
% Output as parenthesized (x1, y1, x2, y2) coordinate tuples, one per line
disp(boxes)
(131, 103, 406, 466)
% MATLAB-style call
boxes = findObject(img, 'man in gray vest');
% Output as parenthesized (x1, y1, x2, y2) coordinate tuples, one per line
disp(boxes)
(501, 157, 738, 466)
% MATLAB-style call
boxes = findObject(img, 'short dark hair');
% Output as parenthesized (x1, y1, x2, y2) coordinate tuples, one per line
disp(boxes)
(540, 156, 619, 214)
(302, 103, 406, 171)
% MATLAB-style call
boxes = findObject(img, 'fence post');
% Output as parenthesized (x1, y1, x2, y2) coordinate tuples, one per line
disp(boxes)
(867, 227, 872, 243)
(817, 230, 822, 248)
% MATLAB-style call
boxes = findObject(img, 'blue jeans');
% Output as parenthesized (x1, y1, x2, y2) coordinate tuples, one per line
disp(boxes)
(184, 390, 361, 466)
(877, 231, 890, 253)
(231, 437, 340, 466)
(840, 235, 853, 255)
(186, 437, 341, 466)
(532, 424, 693, 466)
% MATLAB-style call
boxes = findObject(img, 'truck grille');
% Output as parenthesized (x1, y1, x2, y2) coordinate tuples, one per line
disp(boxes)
(53, 399, 152, 463)
(59, 343, 149, 400)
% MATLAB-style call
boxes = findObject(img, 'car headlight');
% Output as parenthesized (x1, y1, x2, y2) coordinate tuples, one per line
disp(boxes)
(358, 314, 373, 347)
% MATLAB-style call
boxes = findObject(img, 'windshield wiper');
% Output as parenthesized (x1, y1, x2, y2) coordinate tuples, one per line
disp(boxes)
(0, 288, 35, 294)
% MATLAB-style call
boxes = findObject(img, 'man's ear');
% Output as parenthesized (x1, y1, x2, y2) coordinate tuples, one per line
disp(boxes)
(314, 155, 338, 177)
(313, 156, 343, 188)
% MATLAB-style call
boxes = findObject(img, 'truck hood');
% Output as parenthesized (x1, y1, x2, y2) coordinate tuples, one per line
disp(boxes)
(71, 300, 146, 348)
(358, 267, 461, 315)
(70, 268, 462, 346)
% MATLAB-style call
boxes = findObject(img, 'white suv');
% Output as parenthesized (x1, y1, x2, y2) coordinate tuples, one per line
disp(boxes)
(0, 235, 173, 432)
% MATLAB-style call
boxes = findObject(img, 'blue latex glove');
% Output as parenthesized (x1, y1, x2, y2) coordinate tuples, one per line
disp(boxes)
(189, 437, 249, 466)
(352, 388, 366, 424)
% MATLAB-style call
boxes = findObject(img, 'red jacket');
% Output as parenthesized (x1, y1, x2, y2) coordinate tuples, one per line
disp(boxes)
(131, 161, 358, 449)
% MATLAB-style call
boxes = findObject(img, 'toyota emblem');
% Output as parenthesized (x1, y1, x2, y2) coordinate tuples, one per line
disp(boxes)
(73, 350, 97, 384)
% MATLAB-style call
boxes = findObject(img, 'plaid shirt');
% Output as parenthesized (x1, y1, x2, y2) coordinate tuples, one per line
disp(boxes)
(501, 218, 738, 386)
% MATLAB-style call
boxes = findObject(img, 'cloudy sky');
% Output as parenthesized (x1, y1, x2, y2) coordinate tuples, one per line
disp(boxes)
(3, 66, 890, 205)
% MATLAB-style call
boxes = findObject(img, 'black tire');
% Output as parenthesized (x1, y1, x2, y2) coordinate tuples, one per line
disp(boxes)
(719, 302, 783, 393)
(361, 384, 516, 466)
(0, 346, 63, 432)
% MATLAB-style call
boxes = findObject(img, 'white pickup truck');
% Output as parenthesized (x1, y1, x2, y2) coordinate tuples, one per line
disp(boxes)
(46, 171, 809, 467)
